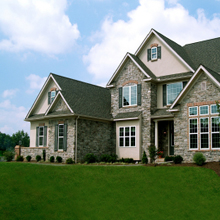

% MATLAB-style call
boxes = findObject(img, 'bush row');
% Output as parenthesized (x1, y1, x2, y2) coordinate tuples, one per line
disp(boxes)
(164, 155, 183, 164)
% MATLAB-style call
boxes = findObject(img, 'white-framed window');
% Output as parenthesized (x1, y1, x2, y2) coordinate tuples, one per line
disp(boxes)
(200, 118, 209, 149)
(58, 124, 64, 150)
(167, 82, 183, 105)
(51, 91, 56, 103)
(211, 117, 220, 149)
(189, 106, 198, 116)
(119, 126, 136, 147)
(151, 47, 157, 60)
(200, 105, 209, 115)
(38, 126, 44, 146)
(211, 104, 218, 114)
(189, 118, 198, 150)
(123, 85, 137, 107)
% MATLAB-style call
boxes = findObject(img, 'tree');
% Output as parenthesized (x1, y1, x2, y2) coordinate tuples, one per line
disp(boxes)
(11, 130, 30, 147)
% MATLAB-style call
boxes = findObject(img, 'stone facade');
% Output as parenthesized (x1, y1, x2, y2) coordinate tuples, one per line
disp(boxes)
(174, 73, 220, 162)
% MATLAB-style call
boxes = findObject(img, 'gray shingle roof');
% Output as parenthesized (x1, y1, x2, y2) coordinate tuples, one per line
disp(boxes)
(151, 109, 173, 118)
(52, 74, 112, 120)
(202, 65, 220, 83)
(114, 111, 142, 120)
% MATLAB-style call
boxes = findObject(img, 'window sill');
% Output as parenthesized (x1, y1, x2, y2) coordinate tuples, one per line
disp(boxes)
(58, 150, 64, 152)
(122, 105, 138, 108)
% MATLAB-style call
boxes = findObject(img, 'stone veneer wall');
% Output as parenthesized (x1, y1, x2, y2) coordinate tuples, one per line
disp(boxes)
(110, 59, 157, 156)
(77, 118, 115, 162)
(173, 73, 220, 162)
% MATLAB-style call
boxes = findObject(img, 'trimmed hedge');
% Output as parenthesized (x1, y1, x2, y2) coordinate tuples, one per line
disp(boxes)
(193, 153, 206, 166)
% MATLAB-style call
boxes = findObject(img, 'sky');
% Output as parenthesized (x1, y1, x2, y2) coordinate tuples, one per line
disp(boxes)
(0, 0, 220, 136)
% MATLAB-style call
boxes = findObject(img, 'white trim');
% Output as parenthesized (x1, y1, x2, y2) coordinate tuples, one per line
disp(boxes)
(151, 47, 157, 60)
(170, 65, 220, 109)
(200, 117, 209, 150)
(122, 85, 137, 107)
(189, 106, 198, 116)
(189, 118, 198, 150)
(114, 117, 139, 121)
(119, 126, 136, 147)
(199, 105, 209, 116)
(211, 117, 220, 150)
(26, 73, 61, 119)
(58, 124, 64, 150)
(135, 29, 194, 72)
(106, 85, 115, 88)
(45, 91, 73, 115)
(38, 126, 44, 147)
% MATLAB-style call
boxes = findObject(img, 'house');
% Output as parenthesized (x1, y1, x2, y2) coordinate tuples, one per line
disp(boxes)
(22, 28, 220, 162)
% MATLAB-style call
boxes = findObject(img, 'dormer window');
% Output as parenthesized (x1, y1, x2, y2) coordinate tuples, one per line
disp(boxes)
(48, 88, 57, 104)
(51, 91, 56, 103)
(147, 44, 161, 61)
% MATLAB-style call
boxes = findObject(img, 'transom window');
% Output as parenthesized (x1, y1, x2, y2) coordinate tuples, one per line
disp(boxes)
(167, 82, 183, 105)
(211, 117, 220, 149)
(39, 126, 44, 146)
(189, 106, 198, 116)
(200, 118, 209, 149)
(119, 126, 135, 147)
(151, 47, 157, 60)
(58, 124, 64, 150)
(211, 104, 218, 114)
(200, 105, 209, 115)
(123, 85, 137, 106)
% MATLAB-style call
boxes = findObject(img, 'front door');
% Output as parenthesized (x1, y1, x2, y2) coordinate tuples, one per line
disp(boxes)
(169, 121, 174, 155)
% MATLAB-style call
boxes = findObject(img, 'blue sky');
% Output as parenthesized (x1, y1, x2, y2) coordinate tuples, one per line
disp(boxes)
(0, 0, 220, 135)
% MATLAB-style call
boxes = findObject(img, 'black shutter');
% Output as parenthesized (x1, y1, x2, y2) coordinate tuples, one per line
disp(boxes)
(137, 84, 141, 106)
(157, 46, 161, 59)
(43, 126, 47, 147)
(48, 92, 51, 104)
(119, 87, 122, 108)
(163, 84, 167, 106)
(63, 123, 67, 151)
(183, 81, 187, 88)
(147, 49, 151, 61)
(36, 127, 39, 147)
(54, 125, 58, 151)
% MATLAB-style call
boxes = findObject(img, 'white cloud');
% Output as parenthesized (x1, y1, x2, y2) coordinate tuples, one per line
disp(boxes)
(0, 100, 29, 135)
(0, 0, 80, 55)
(2, 89, 19, 98)
(26, 74, 47, 93)
(83, 0, 220, 84)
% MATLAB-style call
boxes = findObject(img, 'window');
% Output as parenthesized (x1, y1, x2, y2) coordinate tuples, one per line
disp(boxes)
(55, 123, 67, 151)
(200, 105, 209, 115)
(189, 106, 198, 116)
(36, 126, 47, 147)
(211, 117, 220, 149)
(189, 118, 198, 149)
(211, 104, 218, 114)
(123, 85, 137, 106)
(119, 126, 135, 147)
(58, 124, 64, 150)
(151, 47, 157, 60)
(167, 82, 183, 105)
(200, 118, 209, 149)
(48, 90, 57, 104)
(147, 46, 161, 61)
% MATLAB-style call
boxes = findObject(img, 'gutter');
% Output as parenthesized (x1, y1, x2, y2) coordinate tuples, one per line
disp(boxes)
(75, 116, 79, 163)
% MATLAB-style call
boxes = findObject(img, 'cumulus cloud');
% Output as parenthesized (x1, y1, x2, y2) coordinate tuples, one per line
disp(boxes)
(2, 89, 19, 98)
(0, 0, 80, 55)
(26, 74, 47, 93)
(0, 100, 29, 135)
(83, 0, 220, 84)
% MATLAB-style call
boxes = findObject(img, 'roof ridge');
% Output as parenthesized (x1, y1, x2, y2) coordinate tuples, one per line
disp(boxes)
(184, 36, 220, 47)
(51, 73, 108, 90)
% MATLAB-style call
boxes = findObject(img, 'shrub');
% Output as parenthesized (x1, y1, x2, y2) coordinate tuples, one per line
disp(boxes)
(26, 155, 32, 162)
(16, 155, 24, 161)
(100, 154, 118, 163)
(66, 158, 74, 164)
(3, 151, 14, 162)
(36, 155, 41, 162)
(165, 156, 174, 162)
(193, 153, 206, 166)
(124, 158, 134, 163)
(43, 150, 46, 161)
(50, 156, 54, 163)
(148, 145, 157, 163)
(173, 155, 183, 164)
(56, 156, 62, 163)
(84, 153, 97, 163)
(142, 151, 148, 164)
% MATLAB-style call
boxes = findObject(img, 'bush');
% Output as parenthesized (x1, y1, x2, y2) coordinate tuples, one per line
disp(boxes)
(36, 155, 41, 162)
(193, 153, 206, 166)
(43, 150, 46, 161)
(148, 145, 157, 163)
(50, 156, 54, 163)
(84, 153, 97, 163)
(66, 158, 74, 164)
(56, 156, 62, 163)
(142, 151, 148, 164)
(124, 158, 134, 163)
(3, 151, 14, 162)
(100, 154, 118, 163)
(165, 156, 174, 162)
(26, 155, 32, 162)
(16, 155, 24, 161)
(173, 155, 183, 164)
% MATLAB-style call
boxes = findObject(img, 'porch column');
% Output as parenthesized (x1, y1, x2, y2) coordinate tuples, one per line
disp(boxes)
(155, 120, 158, 149)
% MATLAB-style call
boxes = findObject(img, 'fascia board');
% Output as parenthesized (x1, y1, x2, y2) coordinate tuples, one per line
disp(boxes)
(26, 73, 61, 119)
(45, 91, 73, 116)
(114, 117, 139, 121)
(135, 29, 194, 72)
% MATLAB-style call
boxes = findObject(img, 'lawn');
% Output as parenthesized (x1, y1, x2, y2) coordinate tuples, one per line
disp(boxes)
(0, 163, 219, 220)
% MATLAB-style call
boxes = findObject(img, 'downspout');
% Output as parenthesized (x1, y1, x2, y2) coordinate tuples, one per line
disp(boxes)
(75, 116, 79, 163)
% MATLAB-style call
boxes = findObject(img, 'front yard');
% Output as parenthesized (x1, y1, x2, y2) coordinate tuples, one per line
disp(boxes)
(0, 163, 219, 220)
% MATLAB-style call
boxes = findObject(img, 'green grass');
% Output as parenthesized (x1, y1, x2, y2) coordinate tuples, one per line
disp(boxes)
(0, 163, 219, 220)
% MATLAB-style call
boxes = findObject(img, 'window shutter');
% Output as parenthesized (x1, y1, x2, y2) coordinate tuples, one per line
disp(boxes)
(137, 84, 141, 106)
(183, 81, 187, 88)
(157, 46, 161, 59)
(147, 49, 151, 61)
(48, 92, 51, 104)
(63, 123, 67, 151)
(119, 87, 122, 108)
(54, 125, 58, 151)
(36, 127, 39, 147)
(43, 126, 47, 147)
(163, 84, 167, 106)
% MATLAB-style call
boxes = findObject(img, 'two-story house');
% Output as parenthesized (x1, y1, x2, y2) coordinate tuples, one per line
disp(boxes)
(22, 29, 220, 162)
